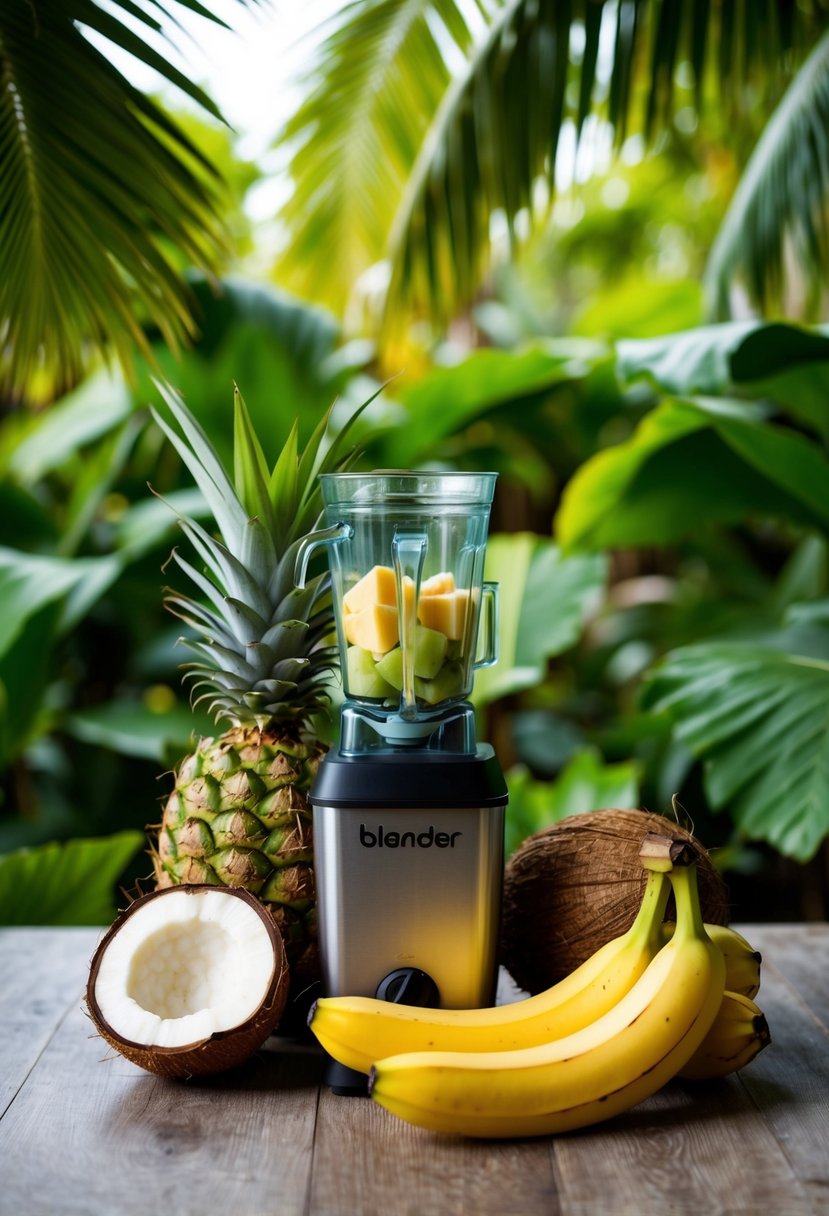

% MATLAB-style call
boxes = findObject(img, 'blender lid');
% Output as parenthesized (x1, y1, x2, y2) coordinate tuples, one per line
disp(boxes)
(308, 745, 509, 809)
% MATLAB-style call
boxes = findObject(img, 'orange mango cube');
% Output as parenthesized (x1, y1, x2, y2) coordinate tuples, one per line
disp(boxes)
(421, 571, 456, 596)
(343, 566, 415, 616)
(417, 589, 470, 641)
(343, 603, 400, 654)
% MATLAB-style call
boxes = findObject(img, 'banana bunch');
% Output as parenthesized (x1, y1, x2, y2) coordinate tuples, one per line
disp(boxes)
(310, 846, 771, 1137)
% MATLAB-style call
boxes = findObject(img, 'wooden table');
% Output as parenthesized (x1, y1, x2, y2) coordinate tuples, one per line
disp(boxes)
(1, 925, 827, 1216)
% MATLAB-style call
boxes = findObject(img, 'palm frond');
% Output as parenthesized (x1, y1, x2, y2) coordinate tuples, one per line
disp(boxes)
(0, 0, 258, 399)
(275, 0, 484, 316)
(704, 29, 829, 320)
(276, 0, 828, 327)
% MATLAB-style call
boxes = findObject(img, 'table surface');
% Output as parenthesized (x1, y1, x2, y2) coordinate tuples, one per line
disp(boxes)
(0, 924, 827, 1216)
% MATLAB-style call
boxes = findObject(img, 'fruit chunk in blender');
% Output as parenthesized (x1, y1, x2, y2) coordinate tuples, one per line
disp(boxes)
(416, 589, 469, 641)
(343, 566, 415, 614)
(415, 661, 465, 705)
(375, 625, 449, 689)
(343, 603, 399, 653)
(346, 645, 395, 699)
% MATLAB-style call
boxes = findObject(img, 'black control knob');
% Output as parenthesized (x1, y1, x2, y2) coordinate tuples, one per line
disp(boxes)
(375, 967, 441, 1007)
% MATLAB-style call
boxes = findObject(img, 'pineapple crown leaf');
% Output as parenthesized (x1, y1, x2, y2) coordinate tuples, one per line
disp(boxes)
(177, 517, 273, 622)
(268, 419, 300, 547)
(165, 598, 240, 654)
(167, 551, 261, 646)
(233, 385, 278, 537)
(151, 384, 247, 543)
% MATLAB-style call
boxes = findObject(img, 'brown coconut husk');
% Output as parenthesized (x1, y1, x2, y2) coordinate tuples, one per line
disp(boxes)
(500, 807, 730, 995)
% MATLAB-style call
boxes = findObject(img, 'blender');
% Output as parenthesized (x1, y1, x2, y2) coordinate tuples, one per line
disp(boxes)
(295, 472, 507, 1093)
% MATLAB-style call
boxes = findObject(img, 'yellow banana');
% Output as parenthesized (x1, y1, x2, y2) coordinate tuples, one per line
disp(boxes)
(678, 989, 771, 1081)
(369, 864, 725, 1138)
(661, 921, 761, 998)
(310, 867, 671, 1074)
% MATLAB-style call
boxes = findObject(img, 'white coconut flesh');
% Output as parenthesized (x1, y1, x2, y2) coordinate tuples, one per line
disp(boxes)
(93, 889, 276, 1049)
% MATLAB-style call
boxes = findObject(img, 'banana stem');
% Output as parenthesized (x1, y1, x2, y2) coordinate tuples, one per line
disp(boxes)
(628, 868, 671, 949)
(669, 863, 706, 941)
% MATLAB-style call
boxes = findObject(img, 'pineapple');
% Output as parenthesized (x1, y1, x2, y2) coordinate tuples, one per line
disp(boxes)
(150, 382, 366, 996)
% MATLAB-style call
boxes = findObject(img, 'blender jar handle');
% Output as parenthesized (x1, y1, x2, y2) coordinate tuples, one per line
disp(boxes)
(474, 581, 499, 669)
(294, 522, 352, 588)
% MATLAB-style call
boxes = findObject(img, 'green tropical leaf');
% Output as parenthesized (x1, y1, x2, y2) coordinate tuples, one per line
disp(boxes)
(643, 638, 829, 862)
(0, 1, 258, 396)
(276, 0, 475, 316)
(557, 397, 829, 551)
(617, 321, 829, 441)
(617, 321, 829, 396)
(0, 547, 123, 658)
(65, 699, 216, 764)
(0, 832, 144, 925)
(0, 604, 58, 764)
(705, 30, 829, 321)
(0, 368, 133, 481)
(386, 340, 603, 466)
(472, 534, 607, 706)
(505, 750, 641, 858)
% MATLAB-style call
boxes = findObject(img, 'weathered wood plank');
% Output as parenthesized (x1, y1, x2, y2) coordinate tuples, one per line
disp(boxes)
(309, 1086, 558, 1216)
(0, 995, 322, 1216)
(0, 927, 97, 1118)
(552, 1075, 814, 1216)
(747, 924, 829, 1033)
(732, 952, 829, 1215)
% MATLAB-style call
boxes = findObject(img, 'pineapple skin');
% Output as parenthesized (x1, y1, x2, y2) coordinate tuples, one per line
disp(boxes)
(154, 723, 323, 987)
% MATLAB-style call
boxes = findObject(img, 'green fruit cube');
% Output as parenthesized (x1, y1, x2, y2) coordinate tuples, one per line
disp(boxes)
(375, 626, 449, 689)
(346, 646, 395, 699)
(415, 660, 466, 705)
(413, 624, 448, 678)
(375, 646, 403, 690)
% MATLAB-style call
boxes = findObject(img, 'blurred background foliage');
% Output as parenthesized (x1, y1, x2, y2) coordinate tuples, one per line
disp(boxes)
(2, 0, 829, 924)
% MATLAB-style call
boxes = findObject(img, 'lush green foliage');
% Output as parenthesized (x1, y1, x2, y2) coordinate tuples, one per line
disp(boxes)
(3, 3, 829, 922)
(276, 0, 829, 326)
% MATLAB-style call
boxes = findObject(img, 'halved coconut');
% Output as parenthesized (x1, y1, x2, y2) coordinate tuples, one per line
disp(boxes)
(87, 885, 288, 1077)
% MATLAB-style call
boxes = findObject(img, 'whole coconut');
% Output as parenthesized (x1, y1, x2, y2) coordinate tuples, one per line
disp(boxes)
(501, 808, 730, 995)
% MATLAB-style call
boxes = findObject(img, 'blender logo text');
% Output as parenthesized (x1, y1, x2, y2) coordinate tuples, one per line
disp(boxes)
(359, 824, 462, 849)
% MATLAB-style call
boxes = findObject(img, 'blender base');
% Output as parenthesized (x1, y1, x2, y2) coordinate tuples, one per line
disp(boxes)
(325, 1055, 371, 1097)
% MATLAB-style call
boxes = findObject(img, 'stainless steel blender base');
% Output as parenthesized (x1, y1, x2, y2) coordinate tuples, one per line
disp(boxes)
(313, 799, 504, 1008)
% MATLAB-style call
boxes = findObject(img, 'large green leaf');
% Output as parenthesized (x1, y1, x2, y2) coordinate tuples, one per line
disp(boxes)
(505, 750, 641, 858)
(557, 397, 829, 551)
(138, 278, 368, 468)
(705, 30, 829, 321)
(0, 1, 258, 395)
(643, 637, 829, 862)
(472, 534, 607, 706)
(0, 548, 122, 658)
(0, 548, 123, 760)
(617, 321, 829, 396)
(0, 832, 144, 925)
(616, 321, 829, 441)
(386, 340, 603, 465)
(65, 699, 216, 764)
(0, 368, 133, 480)
(0, 603, 59, 764)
